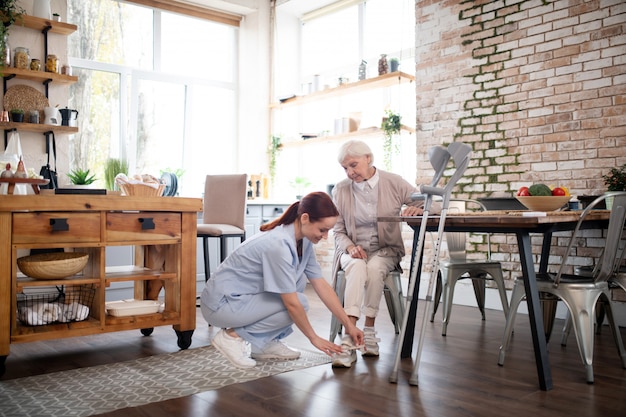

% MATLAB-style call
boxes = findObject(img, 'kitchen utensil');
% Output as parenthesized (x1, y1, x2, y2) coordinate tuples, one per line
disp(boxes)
(59, 107, 78, 127)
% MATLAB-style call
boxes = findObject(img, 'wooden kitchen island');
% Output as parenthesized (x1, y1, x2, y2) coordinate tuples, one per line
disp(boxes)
(0, 194, 202, 376)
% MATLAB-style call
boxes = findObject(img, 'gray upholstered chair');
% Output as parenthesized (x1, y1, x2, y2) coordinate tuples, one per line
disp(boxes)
(430, 199, 509, 336)
(498, 192, 626, 383)
(197, 174, 248, 282)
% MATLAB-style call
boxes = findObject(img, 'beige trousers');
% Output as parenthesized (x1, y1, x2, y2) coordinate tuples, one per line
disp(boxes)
(340, 250, 399, 320)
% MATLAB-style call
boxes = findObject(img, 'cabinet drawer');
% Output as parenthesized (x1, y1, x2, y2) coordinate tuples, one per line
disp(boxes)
(12, 212, 101, 244)
(106, 212, 181, 242)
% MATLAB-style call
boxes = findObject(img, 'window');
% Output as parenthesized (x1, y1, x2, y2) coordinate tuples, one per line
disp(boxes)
(300, 0, 414, 82)
(67, 0, 238, 196)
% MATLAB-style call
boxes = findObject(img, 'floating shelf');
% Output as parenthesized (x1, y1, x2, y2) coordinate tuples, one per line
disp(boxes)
(271, 71, 415, 109)
(17, 14, 77, 35)
(0, 122, 78, 134)
(2, 67, 78, 84)
(281, 125, 415, 148)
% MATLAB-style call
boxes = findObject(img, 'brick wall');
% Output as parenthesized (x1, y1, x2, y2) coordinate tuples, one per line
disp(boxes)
(315, 0, 624, 288)
(411, 0, 626, 283)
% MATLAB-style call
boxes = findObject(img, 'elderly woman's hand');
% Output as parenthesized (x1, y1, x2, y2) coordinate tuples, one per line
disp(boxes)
(401, 206, 424, 216)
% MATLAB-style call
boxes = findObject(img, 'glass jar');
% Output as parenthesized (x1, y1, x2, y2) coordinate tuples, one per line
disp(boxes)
(46, 54, 59, 73)
(2, 33, 10, 67)
(30, 58, 41, 71)
(14, 47, 29, 70)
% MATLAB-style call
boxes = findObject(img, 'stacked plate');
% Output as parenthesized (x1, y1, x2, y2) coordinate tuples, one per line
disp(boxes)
(160, 172, 178, 197)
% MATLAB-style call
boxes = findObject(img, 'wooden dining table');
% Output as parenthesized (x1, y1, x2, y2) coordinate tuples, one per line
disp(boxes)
(378, 209, 611, 391)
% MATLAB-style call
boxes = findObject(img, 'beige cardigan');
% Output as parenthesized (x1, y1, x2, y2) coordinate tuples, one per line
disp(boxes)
(331, 169, 421, 280)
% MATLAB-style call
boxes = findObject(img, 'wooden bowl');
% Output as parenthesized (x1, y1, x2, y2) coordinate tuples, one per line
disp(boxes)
(17, 252, 89, 280)
(515, 196, 571, 211)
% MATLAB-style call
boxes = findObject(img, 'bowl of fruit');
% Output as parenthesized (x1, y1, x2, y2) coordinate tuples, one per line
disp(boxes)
(515, 184, 571, 211)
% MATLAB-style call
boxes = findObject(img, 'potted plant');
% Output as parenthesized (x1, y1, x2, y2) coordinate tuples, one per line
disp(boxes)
(289, 176, 311, 200)
(67, 168, 97, 187)
(381, 109, 402, 170)
(0, 0, 25, 27)
(389, 57, 399, 72)
(602, 164, 626, 209)
(10, 108, 24, 122)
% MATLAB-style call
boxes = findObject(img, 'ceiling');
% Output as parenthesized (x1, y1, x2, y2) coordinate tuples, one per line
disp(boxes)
(179, 0, 340, 17)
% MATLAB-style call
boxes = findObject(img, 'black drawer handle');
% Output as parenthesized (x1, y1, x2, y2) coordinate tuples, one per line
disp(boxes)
(49, 218, 69, 231)
(139, 217, 155, 230)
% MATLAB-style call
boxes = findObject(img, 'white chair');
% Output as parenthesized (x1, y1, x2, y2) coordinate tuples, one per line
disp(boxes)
(197, 174, 248, 282)
(498, 192, 626, 383)
(329, 268, 404, 342)
(430, 199, 509, 336)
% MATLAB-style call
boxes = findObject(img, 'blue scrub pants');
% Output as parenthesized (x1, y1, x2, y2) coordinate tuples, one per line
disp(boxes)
(201, 291, 309, 351)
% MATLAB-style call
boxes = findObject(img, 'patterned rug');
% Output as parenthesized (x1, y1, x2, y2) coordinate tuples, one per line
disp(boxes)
(0, 345, 330, 417)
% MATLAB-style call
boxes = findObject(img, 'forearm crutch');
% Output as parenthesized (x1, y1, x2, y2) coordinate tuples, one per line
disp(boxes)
(388, 187, 448, 383)
(389, 142, 472, 384)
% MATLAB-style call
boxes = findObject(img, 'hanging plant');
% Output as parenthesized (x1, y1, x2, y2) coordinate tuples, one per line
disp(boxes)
(267, 135, 283, 186)
(0, 0, 25, 27)
(381, 109, 401, 170)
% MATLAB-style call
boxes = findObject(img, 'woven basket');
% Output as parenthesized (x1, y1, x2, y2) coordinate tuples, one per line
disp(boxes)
(119, 183, 165, 197)
(17, 252, 89, 280)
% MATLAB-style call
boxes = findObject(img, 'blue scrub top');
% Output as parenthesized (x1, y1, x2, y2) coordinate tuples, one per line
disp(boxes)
(202, 223, 323, 311)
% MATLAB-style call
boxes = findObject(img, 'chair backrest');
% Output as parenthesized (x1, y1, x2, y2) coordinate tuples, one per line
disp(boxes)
(445, 199, 490, 261)
(555, 191, 626, 285)
(202, 174, 248, 228)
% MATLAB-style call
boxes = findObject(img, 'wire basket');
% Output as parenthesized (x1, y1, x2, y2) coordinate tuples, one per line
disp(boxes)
(119, 183, 165, 197)
(17, 285, 95, 326)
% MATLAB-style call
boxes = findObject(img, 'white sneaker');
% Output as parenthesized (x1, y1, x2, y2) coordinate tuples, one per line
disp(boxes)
(362, 327, 380, 357)
(212, 329, 256, 368)
(251, 339, 301, 360)
(331, 336, 358, 368)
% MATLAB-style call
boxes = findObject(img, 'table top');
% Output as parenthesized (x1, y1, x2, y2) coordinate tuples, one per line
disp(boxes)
(378, 210, 612, 232)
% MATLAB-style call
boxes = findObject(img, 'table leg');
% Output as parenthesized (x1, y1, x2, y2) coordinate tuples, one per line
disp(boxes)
(517, 232, 553, 391)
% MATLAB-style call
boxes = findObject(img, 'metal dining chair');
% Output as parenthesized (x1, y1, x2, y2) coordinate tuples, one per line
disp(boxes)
(498, 192, 626, 383)
(429, 199, 509, 336)
(197, 174, 248, 282)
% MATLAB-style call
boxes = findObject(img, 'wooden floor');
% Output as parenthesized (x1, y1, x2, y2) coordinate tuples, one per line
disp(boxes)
(3, 285, 626, 417)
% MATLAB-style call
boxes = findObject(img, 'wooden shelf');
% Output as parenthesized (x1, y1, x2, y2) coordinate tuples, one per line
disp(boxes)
(105, 265, 178, 284)
(271, 71, 415, 109)
(17, 14, 77, 35)
(2, 67, 78, 84)
(0, 122, 78, 134)
(281, 125, 415, 148)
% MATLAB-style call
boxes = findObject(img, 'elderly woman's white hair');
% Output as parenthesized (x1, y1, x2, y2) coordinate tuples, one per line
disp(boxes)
(337, 140, 374, 167)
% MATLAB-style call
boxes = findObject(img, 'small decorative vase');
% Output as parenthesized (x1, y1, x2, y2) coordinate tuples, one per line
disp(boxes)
(389, 59, 399, 73)
(378, 54, 388, 75)
(33, 0, 52, 20)
(605, 192, 615, 210)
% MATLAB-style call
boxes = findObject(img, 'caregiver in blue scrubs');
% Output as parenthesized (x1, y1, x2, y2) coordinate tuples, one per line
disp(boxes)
(200, 191, 364, 369)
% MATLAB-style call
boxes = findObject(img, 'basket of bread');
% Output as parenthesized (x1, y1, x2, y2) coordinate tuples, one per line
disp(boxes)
(115, 173, 166, 197)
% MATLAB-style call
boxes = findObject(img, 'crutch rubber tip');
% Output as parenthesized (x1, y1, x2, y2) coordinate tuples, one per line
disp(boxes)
(409, 375, 418, 386)
(389, 372, 398, 383)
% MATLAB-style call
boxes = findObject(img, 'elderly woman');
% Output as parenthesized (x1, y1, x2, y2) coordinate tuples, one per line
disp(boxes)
(331, 140, 424, 368)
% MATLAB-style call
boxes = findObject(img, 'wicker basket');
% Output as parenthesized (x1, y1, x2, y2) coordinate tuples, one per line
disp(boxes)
(119, 183, 165, 197)
(17, 252, 89, 280)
